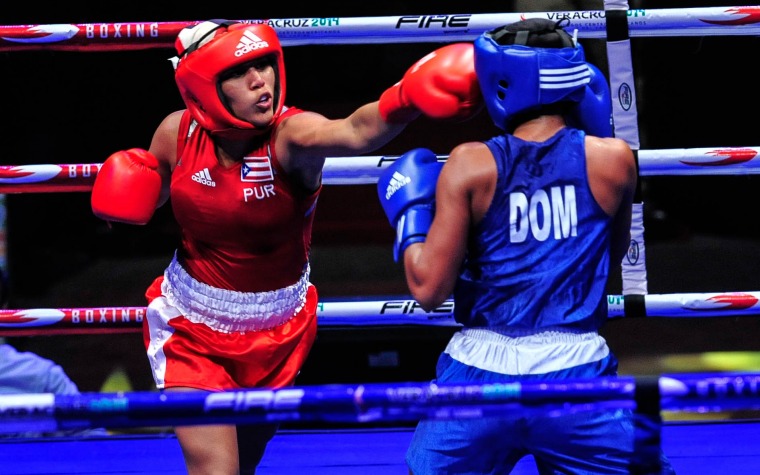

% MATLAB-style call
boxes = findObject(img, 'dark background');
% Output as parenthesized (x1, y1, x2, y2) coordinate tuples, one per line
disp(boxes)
(2, 1, 760, 395)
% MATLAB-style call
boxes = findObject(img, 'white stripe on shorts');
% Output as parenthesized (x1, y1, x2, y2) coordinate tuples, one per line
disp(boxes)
(146, 296, 181, 388)
(444, 327, 610, 375)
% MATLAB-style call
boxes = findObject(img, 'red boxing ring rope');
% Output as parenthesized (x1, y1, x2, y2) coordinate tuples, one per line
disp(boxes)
(1, 6, 760, 53)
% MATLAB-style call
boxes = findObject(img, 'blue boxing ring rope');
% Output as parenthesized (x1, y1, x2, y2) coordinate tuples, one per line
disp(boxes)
(2, 373, 760, 473)
(2, 373, 759, 433)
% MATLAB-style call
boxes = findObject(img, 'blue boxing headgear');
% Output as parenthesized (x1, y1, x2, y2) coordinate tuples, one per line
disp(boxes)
(474, 18, 612, 136)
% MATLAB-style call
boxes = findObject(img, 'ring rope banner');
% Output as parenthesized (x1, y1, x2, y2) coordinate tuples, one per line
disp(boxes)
(1, 147, 759, 193)
(0, 373, 758, 433)
(605, 0, 648, 295)
(1, 7, 760, 52)
(1, 291, 759, 335)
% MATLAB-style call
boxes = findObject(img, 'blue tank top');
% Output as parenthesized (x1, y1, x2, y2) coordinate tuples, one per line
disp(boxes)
(453, 128, 611, 331)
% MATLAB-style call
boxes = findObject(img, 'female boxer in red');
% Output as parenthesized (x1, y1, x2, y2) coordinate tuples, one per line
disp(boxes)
(91, 20, 480, 475)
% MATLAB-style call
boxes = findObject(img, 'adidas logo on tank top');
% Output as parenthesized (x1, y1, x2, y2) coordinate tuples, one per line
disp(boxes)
(192, 168, 216, 187)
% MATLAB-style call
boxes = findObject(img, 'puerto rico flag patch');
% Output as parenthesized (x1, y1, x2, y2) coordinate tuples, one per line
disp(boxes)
(241, 156, 274, 182)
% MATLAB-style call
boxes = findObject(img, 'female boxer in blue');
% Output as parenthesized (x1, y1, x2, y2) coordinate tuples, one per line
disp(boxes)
(378, 18, 677, 475)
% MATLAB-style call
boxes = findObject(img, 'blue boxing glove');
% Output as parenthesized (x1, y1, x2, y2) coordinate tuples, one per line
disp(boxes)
(566, 63, 613, 138)
(377, 148, 443, 262)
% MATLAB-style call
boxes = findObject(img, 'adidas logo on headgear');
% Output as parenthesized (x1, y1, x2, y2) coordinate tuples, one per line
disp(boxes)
(385, 171, 411, 200)
(235, 30, 269, 56)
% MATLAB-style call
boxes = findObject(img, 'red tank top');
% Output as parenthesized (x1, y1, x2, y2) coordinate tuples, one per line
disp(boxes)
(170, 107, 320, 292)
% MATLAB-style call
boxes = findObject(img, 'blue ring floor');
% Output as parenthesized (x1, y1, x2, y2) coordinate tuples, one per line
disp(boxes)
(1, 420, 758, 474)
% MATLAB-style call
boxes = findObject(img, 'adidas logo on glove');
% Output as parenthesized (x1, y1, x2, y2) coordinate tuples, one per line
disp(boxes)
(384, 171, 411, 200)
(235, 30, 269, 56)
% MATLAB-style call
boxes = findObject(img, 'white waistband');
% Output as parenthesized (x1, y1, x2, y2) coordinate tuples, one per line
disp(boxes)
(445, 327, 610, 375)
(161, 254, 310, 333)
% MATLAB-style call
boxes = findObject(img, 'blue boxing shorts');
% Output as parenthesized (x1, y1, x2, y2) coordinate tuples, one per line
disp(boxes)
(406, 328, 676, 475)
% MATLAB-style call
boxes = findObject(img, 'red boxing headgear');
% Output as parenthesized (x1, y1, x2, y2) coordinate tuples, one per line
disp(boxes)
(172, 21, 286, 137)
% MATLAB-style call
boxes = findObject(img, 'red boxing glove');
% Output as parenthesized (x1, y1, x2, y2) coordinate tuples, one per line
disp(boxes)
(91, 148, 161, 225)
(379, 43, 483, 123)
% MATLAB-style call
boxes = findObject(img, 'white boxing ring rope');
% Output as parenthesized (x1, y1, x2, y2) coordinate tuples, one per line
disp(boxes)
(2, 146, 760, 192)
(1, 8, 760, 469)
(1, 6, 760, 53)
(1, 291, 760, 336)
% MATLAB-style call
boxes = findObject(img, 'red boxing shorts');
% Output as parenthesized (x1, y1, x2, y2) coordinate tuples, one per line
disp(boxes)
(142, 259, 317, 391)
